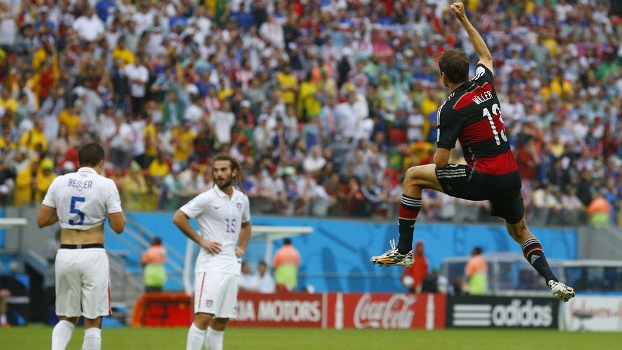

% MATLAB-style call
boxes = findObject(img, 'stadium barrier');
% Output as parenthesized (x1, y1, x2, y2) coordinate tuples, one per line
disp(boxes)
(560, 296, 622, 332)
(445, 295, 559, 329)
(131, 292, 447, 329)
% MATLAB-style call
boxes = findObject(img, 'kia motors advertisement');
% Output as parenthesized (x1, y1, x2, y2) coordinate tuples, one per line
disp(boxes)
(231, 292, 324, 328)
(446, 296, 559, 329)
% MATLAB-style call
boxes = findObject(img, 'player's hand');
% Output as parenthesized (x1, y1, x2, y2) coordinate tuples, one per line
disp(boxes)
(235, 246, 245, 258)
(451, 2, 467, 19)
(200, 239, 221, 254)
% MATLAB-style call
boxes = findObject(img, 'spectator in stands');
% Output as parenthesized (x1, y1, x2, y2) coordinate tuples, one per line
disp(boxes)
(561, 185, 586, 226)
(160, 163, 185, 211)
(14, 156, 39, 207)
(272, 238, 300, 292)
(253, 261, 276, 294)
(421, 268, 448, 294)
(401, 241, 428, 293)
(465, 247, 488, 296)
(36, 158, 56, 202)
(141, 237, 167, 292)
(122, 161, 148, 211)
(238, 262, 256, 292)
(532, 183, 562, 226)
(107, 114, 133, 169)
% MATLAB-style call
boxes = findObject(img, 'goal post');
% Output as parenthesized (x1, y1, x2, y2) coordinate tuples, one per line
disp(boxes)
(183, 225, 313, 295)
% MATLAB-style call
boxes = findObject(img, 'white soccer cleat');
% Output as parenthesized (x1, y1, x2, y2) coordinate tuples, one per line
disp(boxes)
(548, 280, 575, 302)
(370, 239, 414, 267)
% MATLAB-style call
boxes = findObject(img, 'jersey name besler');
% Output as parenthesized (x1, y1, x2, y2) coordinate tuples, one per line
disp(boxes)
(42, 167, 123, 230)
(436, 64, 518, 175)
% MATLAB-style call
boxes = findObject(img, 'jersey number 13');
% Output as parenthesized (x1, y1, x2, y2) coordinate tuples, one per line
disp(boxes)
(483, 103, 507, 146)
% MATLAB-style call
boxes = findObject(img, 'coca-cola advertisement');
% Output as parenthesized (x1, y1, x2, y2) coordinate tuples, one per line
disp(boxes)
(325, 293, 446, 329)
(230, 292, 324, 328)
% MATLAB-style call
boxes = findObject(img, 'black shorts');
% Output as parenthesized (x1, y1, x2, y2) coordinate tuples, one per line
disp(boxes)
(436, 164, 524, 223)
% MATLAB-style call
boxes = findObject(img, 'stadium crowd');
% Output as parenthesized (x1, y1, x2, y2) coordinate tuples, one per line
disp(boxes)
(0, 0, 621, 227)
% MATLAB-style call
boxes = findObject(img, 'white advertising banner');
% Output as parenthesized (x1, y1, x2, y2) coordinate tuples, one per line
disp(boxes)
(560, 296, 622, 332)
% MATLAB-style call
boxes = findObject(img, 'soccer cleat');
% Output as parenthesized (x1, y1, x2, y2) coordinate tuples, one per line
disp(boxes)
(370, 239, 414, 267)
(548, 280, 575, 302)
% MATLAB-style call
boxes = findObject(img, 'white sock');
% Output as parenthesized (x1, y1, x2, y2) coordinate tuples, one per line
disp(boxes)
(0, 314, 6, 325)
(186, 323, 206, 350)
(205, 327, 224, 350)
(52, 320, 75, 350)
(82, 328, 102, 350)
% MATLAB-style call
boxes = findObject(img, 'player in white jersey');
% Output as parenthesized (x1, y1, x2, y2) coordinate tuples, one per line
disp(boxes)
(37, 142, 126, 350)
(173, 153, 251, 350)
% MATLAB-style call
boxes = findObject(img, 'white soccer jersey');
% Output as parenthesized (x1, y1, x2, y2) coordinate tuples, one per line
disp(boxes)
(42, 167, 123, 230)
(180, 186, 251, 275)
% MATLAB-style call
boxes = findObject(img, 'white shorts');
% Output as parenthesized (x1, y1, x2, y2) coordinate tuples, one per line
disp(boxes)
(193, 271, 238, 318)
(55, 248, 111, 319)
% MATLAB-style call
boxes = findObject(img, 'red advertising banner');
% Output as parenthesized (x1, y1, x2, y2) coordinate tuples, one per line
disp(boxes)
(132, 293, 193, 328)
(325, 293, 446, 329)
(230, 292, 324, 328)
(132, 292, 447, 329)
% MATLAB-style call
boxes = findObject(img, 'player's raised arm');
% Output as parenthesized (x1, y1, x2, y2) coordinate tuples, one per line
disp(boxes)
(451, 2, 494, 74)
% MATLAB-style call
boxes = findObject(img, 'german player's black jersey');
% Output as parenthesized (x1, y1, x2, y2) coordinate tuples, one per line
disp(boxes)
(436, 63, 518, 175)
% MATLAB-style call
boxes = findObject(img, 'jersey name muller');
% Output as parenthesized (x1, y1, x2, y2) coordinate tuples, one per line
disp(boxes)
(68, 179, 93, 189)
(472, 91, 493, 105)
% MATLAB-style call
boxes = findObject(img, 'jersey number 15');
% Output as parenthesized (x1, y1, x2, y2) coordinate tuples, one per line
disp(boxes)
(483, 103, 507, 146)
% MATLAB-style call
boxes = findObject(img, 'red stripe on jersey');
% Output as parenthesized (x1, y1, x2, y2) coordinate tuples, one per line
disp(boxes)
(453, 83, 493, 111)
(472, 151, 518, 175)
(461, 118, 506, 144)
(198, 273, 206, 307)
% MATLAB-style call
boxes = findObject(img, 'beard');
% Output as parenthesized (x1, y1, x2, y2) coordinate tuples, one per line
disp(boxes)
(216, 175, 234, 190)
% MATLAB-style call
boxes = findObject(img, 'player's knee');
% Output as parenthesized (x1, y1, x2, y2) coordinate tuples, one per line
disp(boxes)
(404, 166, 423, 184)
(210, 317, 229, 331)
(194, 313, 212, 329)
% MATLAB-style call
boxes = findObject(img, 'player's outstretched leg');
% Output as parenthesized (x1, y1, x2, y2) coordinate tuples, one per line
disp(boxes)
(508, 219, 575, 302)
(371, 165, 438, 267)
(370, 239, 414, 267)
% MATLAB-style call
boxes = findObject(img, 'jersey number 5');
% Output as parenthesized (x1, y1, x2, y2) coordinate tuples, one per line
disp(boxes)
(69, 196, 86, 225)
(483, 103, 507, 145)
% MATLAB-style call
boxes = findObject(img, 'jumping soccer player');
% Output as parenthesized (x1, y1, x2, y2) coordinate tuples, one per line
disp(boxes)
(370, 2, 574, 302)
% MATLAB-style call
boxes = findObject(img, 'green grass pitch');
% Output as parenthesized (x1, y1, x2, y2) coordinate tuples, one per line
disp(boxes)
(1, 324, 619, 350)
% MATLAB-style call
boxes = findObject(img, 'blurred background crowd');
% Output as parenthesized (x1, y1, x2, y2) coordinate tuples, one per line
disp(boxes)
(0, 0, 621, 227)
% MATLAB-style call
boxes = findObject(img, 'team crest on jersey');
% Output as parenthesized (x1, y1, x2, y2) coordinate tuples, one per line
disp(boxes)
(205, 300, 213, 308)
(236, 202, 242, 212)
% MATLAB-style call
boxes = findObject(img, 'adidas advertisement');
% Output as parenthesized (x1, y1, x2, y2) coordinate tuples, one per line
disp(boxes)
(446, 296, 559, 328)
